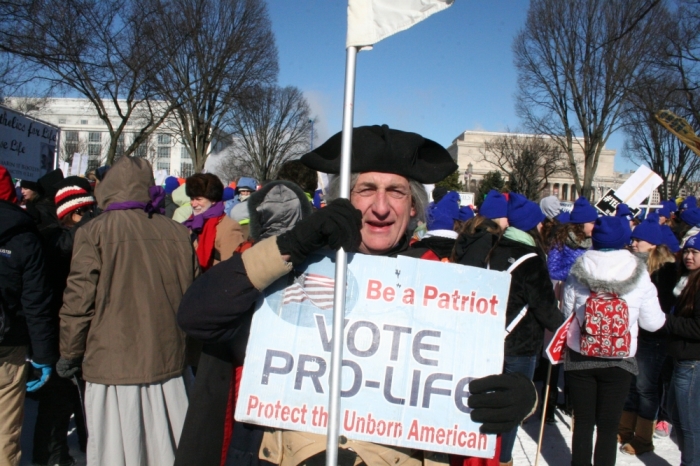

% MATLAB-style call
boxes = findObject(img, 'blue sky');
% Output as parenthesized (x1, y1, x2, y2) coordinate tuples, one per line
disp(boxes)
(266, 0, 636, 173)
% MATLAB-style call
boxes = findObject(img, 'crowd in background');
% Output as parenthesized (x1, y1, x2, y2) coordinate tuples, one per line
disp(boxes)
(1, 125, 700, 466)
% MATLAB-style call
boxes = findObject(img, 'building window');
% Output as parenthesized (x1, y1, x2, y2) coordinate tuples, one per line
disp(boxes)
(157, 146, 171, 159)
(87, 159, 100, 172)
(58, 118, 66, 124)
(65, 143, 80, 156)
(88, 144, 101, 157)
(65, 131, 79, 142)
(134, 144, 148, 158)
(157, 160, 170, 172)
(157, 134, 171, 145)
(180, 146, 191, 160)
(88, 132, 101, 143)
(114, 134, 126, 159)
(81, 119, 88, 125)
(180, 162, 194, 178)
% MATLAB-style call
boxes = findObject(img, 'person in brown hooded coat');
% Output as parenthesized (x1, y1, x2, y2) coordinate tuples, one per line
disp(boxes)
(56, 156, 198, 465)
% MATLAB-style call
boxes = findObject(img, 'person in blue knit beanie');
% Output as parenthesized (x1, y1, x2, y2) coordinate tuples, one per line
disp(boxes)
(547, 197, 596, 282)
(479, 189, 509, 230)
(562, 213, 666, 465)
(619, 212, 677, 455)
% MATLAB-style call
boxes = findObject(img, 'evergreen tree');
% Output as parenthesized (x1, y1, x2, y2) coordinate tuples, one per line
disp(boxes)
(434, 169, 464, 192)
(476, 171, 505, 207)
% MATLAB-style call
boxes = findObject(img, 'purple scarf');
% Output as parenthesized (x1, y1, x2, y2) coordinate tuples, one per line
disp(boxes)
(183, 201, 226, 233)
(104, 185, 166, 216)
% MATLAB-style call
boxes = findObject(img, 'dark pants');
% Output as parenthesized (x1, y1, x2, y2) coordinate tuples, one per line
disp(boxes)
(566, 367, 632, 466)
(669, 359, 700, 465)
(623, 335, 668, 420)
(32, 375, 84, 465)
(499, 355, 538, 463)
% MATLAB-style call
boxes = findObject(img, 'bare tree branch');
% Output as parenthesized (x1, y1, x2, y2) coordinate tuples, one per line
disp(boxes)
(224, 86, 313, 182)
(480, 133, 568, 200)
(147, 0, 278, 173)
(514, 0, 663, 197)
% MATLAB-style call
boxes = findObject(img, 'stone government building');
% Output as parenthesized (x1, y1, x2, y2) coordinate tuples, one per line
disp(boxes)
(447, 130, 637, 203)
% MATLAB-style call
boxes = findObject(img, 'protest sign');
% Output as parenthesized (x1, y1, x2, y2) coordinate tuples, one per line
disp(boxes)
(545, 313, 576, 365)
(458, 192, 475, 207)
(235, 253, 511, 458)
(595, 189, 640, 217)
(0, 104, 59, 181)
(595, 165, 662, 215)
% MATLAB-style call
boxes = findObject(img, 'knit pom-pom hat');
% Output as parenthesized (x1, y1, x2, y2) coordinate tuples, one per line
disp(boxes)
(631, 213, 662, 246)
(54, 176, 96, 219)
(507, 192, 545, 231)
(570, 196, 598, 224)
(479, 190, 507, 219)
(592, 216, 628, 250)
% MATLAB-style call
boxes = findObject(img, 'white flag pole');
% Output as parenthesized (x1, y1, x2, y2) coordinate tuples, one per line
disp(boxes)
(325, 45, 359, 466)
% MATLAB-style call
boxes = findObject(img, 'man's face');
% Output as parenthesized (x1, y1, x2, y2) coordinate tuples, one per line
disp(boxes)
(238, 188, 253, 201)
(191, 196, 213, 215)
(350, 172, 415, 255)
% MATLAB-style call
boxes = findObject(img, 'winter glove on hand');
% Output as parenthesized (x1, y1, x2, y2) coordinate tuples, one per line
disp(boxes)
(26, 361, 52, 392)
(55, 357, 82, 379)
(276, 198, 362, 266)
(467, 372, 537, 433)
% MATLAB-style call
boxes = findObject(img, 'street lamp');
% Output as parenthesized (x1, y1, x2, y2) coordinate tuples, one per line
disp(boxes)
(464, 163, 473, 192)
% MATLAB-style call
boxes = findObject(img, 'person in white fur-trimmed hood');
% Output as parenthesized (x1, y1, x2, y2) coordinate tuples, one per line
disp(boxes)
(562, 215, 666, 466)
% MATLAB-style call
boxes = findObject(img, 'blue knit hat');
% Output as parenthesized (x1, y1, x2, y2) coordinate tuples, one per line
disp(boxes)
(164, 176, 180, 195)
(681, 196, 697, 210)
(507, 192, 545, 232)
(570, 196, 598, 224)
(480, 190, 507, 219)
(681, 207, 700, 227)
(616, 203, 633, 220)
(555, 211, 570, 224)
(663, 200, 677, 215)
(222, 187, 235, 201)
(459, 206, 475, 221)
(631, 213, 662, 245)
(592, 216, 628, 250)
(661, 225, 680, 253)
(685, 232, 700, 250)
(427, 191, 461, 231)
(656, 205, 671, 219)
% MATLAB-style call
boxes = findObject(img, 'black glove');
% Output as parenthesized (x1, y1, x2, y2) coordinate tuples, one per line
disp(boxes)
(55, 357, 82, 379)
(277, 198, 362, 265)
(468, 372, 537, 433)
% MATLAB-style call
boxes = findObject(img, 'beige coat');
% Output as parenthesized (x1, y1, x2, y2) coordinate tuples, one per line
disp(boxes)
(59, 156, 199, 385)
(192, 214, 244, 266)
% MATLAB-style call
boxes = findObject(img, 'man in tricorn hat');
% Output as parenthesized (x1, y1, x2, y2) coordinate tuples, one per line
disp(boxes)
(176, 125, 537, 466)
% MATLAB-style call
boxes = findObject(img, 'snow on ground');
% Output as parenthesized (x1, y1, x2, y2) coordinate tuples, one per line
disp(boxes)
(21, 395, 681, 465)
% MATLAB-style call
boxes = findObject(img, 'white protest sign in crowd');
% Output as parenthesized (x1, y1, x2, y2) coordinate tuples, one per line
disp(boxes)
(236, 253, 511, 458)
(0, 104, 59, 181)
(594, 165, 663, 216)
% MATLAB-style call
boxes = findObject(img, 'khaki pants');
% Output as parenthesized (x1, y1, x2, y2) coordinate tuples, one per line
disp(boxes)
(0, 346, 28, 466)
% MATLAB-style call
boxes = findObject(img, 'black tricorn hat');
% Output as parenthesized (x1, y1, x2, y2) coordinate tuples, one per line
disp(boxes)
(300, 125, 457, 184)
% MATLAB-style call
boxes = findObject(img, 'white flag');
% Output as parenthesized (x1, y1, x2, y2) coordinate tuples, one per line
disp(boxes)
(347, 0, 454, 48)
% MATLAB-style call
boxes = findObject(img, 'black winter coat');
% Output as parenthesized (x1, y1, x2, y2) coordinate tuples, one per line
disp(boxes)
(0, 201, 57, 364)
(453, 229, 563, 356)
(640, 261, 677, 340)
(665, 291, 700, 361)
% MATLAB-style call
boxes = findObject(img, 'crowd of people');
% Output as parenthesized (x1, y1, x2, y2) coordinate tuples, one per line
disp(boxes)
(0, 124, 698, 466)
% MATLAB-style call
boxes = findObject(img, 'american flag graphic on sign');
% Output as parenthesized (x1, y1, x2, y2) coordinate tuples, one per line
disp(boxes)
(282, 273, 335, 310)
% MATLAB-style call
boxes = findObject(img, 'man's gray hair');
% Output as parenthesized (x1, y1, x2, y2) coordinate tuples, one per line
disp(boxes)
(326, 173, 428, 223)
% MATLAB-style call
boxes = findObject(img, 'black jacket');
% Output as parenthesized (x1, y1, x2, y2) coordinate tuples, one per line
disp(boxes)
(0, 201, 57, 364)
(640, 261, 677, 340)
(665, 291, 700, 360)
(454, 229, 563, 356)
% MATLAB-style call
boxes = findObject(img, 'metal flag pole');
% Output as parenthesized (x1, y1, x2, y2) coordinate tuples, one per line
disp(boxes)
(325, 45, 359, 466)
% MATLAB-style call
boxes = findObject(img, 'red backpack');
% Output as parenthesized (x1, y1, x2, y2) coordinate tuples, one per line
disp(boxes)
(579, 291, 630, 357)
